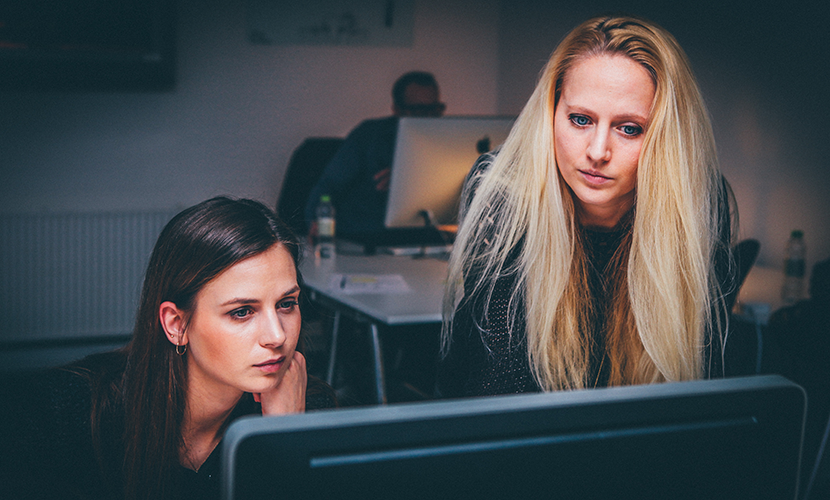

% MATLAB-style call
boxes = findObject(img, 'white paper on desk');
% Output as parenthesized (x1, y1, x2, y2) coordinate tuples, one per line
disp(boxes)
(327, 274, 410, 294)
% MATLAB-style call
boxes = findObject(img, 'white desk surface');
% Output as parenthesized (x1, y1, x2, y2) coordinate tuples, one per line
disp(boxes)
(300, 253, 448, 325)
(302, 256, 790, 326)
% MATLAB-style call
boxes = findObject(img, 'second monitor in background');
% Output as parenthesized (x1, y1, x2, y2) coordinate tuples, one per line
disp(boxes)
(384, 116, 515, 229)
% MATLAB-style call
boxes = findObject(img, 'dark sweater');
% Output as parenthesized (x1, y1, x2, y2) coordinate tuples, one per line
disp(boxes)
(1, 351, 337, 500)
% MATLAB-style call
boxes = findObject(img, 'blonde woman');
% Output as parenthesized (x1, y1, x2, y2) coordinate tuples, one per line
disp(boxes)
(438, 16, 735, 397)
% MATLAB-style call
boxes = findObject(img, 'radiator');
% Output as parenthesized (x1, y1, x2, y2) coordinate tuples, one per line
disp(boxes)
(0, 211, 177, 344)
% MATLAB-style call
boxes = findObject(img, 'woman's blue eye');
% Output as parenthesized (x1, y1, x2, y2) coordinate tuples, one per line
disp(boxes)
(570, 115, 590, 126)
(279, 299, 299, 311)
(621, 125, 642, 136)
(230, 307, 252, 319)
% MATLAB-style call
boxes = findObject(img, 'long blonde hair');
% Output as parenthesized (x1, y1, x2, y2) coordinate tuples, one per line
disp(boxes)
(443, 16, 731, 391)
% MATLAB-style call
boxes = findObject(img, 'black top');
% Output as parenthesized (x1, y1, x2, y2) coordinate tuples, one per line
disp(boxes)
(1, 351, 337, 500)
(437, 154, 734, 398)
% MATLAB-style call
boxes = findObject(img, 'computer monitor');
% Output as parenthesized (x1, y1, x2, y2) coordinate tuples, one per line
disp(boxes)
(222, 375, 805, 500)
(384, 116, 515, 229)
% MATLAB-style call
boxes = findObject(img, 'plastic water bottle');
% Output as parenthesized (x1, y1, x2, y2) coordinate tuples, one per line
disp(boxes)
(315, 195, 336, 262)
(781, 230, 806, 305)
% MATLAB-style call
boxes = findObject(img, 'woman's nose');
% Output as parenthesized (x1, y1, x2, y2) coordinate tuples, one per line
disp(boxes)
(260, 312, 286, 348)
(587, 130, 611, 163)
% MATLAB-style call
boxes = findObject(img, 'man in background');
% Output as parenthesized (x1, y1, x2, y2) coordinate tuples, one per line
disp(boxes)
(305, 71, 445, 236)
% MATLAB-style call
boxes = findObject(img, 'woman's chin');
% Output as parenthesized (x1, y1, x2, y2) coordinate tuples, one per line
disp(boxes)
(245, 375, 284, 397)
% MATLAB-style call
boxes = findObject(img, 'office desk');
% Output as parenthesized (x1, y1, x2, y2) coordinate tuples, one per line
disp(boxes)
(300, 253, 448, 404)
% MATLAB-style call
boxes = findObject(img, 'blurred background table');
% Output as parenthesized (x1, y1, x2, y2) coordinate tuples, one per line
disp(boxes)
(300, 252, 448, 404)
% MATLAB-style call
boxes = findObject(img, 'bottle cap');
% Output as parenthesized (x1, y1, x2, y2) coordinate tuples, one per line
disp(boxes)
(320, 195, 331, 203)
(791, 230, 803, 238)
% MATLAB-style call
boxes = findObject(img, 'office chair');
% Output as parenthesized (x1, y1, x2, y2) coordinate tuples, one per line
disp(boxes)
(722, 239, 762, 376)
(725, 238, 761, 313)
(276, 137, 344, 236)
(804, 410, 830, 499)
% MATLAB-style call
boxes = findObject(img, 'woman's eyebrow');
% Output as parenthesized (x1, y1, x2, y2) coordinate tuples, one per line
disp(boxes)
(279, 285, 301, 296)
(614, 112, 649, 123)
(219, 285, 300, 307)
(220, 298, 259, 307)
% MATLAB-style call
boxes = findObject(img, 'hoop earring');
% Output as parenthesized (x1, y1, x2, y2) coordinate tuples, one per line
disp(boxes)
(176, 343, 187, 356)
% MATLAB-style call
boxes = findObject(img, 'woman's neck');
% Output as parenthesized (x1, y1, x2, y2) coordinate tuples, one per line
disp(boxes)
(577, 201, 634, 231)
(180, 384, 243, 471)
(179, 424, 223, 472)
(576, 200, 634, 230)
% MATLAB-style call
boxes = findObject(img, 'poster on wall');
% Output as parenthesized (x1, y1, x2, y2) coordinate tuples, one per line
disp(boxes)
(246, 0, 414, 47)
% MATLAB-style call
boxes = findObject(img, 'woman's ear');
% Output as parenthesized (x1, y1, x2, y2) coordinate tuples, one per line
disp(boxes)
(159, 301, 188, 346)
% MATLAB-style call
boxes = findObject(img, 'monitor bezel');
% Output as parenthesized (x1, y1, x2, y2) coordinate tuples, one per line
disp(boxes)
(222, 375, 806, 500)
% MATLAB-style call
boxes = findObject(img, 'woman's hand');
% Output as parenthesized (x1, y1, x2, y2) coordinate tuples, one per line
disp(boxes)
(254, 351, 307, 415)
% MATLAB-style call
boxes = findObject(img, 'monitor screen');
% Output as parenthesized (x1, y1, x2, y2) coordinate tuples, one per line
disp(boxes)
(222, 375, 805, 500)
(384, 116, 515, 229)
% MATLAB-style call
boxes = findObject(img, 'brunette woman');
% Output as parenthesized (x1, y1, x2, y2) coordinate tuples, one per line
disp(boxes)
(4, 197, 335, 499)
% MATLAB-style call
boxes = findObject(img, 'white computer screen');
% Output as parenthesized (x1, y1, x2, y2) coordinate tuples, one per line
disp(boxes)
(384, 116, 515, 228)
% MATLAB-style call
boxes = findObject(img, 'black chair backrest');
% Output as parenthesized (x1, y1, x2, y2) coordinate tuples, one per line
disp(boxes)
(724, 238, 761, 313)
(277, 137, 343, 236)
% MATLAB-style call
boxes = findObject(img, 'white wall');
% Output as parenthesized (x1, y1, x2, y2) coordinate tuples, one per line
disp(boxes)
(0, 0, 500, 214)
(495, 0, 830, 280)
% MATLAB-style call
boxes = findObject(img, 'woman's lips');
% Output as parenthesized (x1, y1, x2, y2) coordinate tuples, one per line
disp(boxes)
(579, 169, 611, 185)
(255, 358, 284, 373)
